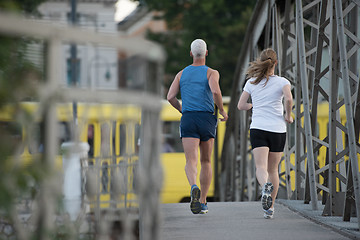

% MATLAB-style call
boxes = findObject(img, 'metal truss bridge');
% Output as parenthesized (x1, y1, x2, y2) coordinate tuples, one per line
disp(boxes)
(220, 0, 360, 233)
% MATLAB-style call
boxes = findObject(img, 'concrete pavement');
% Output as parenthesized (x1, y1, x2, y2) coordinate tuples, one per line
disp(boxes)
(160, 201, 354, 240)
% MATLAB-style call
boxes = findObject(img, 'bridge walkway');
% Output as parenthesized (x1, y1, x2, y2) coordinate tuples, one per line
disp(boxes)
(160, 200, 359, 240)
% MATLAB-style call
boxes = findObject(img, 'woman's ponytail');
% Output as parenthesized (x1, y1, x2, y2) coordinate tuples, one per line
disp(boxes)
(246, 48, 277, 86)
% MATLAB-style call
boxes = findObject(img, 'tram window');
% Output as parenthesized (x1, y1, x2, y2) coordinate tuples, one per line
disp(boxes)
(101, 123, 110, 157)
(0, 121, 23, 154)
(344, 121, 348, 147)
(28, 123, 43, 154)
(288, 122, 295, 147)
(101, 162, 109, 193)
(28, 122, 70, 154)
(112, 122, 116, 156)
(326, 123, 329, 136)
(87, 124, 94, 157)
(119, 124, 126, 156)
(162, 121, 183, 153)
(58, 122, 70, 148)
(134, 123, 140, 154)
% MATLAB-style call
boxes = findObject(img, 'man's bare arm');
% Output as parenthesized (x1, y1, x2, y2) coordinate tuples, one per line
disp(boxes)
(167, 71, 182, 113)
(208, 69, 228, 121)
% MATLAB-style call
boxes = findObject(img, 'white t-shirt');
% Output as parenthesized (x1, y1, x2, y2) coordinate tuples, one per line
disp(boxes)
(243, 75, 291, 133)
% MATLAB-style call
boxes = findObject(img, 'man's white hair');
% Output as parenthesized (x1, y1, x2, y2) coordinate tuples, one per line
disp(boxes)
(191, 39, 207, 58)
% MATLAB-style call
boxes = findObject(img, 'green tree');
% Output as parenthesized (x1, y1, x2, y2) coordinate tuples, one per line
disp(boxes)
(0, 1, 48, 239)
(0, 1, 46, 105)
(144, 0, 255, 96)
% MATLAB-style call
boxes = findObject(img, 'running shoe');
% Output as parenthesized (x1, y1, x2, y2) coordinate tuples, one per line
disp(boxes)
(264, 208, 274, 219)
(200, 203, 208, 214)
(190, 185, 201, 214)
(261, 182, 274, 210)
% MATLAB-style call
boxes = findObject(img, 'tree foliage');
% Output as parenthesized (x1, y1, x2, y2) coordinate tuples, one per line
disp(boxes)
(0, 0, 47, 234)
(0, 2, 46, 105)
(144, 0, 256, 96)
(0, 0, 45, 14)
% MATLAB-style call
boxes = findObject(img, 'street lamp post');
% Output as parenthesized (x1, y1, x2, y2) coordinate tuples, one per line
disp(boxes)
(71, 0, 78, 127)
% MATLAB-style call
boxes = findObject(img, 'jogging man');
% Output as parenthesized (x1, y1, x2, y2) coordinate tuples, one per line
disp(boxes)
(167, 39, 228, 214)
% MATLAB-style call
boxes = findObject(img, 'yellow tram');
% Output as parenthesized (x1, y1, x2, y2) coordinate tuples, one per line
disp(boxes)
(4, 99, 352, 204)
(0, 100, 228, 205)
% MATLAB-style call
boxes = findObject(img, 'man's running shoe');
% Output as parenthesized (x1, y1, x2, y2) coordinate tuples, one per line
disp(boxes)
(190, 185, 201, 214)
(264, 208, 274, 219)
(261, 182, 274, 210)
(200, 203, 208, 214)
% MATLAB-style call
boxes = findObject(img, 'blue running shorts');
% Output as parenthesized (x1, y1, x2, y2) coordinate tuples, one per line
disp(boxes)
(180, 112, 217, 141)
(250, 128, 286, 152)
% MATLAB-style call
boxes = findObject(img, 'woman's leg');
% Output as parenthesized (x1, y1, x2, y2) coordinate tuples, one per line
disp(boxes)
(253, 147, 270, 187)
(267, 151, 283, 207)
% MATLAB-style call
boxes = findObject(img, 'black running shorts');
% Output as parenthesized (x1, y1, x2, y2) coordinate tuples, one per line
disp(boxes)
(250, 128, 286, 152)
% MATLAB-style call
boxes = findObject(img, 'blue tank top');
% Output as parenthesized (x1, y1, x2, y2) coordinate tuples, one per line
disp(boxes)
(180, 65, 214, 113)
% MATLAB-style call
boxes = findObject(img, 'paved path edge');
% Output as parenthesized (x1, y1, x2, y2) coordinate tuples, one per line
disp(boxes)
(278, 199, 359, 240)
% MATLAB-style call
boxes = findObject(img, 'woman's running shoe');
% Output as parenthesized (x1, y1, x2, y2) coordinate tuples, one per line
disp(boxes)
(261, 182, 274, 210)
(190, 185, 201, 214)
(264, 208, 274, 219)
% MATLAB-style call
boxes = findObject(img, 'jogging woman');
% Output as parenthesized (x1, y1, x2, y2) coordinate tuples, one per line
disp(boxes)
(237, 48, 293, 219)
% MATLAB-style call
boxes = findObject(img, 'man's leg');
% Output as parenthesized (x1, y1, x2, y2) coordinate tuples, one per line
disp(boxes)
(182, 137, 200, 186)
(199, 138, 214, 203)
(182, 137, 202, 214)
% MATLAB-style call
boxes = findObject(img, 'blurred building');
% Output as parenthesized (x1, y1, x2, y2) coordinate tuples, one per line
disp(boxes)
(27, 0, 166, 93)
(117, 5, 166, 37)
(36, 0, 118, 89)
(117, 4, 167, 93)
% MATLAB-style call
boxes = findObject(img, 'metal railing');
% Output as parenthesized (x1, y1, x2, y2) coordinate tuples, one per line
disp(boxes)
(0, 12, 165, 240)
